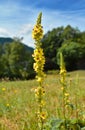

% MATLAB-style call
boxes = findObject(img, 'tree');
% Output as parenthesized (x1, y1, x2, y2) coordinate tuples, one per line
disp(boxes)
(9, 39, 34, 79)
(41, 27, 64, 70)
(57, 42, 85, 70)
(0, 44, 5, 77)
(41, 25, 83, 70)
(2, 43, 12, 78)
(61, 25, 79, 41)
(1, 38, 35, 79)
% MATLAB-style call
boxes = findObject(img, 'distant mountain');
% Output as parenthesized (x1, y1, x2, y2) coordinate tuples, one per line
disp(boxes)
(0, 37, 34, 53)
(0, 37, 13, 44)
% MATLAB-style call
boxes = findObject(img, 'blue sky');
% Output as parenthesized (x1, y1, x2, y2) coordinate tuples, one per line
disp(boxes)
(0, 0, 85, 47)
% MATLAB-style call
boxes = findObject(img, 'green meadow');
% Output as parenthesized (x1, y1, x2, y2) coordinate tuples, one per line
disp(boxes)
(0, 70, 85, 130)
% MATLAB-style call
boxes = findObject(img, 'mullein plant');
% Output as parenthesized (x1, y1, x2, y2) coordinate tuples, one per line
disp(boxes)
(60, 53, 71, 128)
(32, 12, 47, 130)
(59, 53, 85, 130)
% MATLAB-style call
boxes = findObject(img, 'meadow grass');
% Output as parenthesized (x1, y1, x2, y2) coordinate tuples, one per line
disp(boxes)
(0, 70, 85, 130)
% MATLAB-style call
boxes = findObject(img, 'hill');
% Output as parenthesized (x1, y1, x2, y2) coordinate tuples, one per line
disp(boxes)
(0, 37, 34, 53)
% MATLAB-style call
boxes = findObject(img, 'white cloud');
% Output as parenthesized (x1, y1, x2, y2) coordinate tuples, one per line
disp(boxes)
(42, 9, 85, 33)
(18, 24, 33, 35)
(16, 23, 34, 48)
(22, 35, 34, 48)
(0, 28, 11, 36)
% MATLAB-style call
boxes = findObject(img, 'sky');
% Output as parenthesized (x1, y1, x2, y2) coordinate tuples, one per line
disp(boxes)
(0, 0, 85, 48)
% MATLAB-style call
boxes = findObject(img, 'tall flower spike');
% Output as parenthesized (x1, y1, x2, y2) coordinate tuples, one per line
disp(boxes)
(32, 12, 46, 130)
(32, 12, 43, 43)
(60, 52, 70, 128)
(60, 52, 67, 124)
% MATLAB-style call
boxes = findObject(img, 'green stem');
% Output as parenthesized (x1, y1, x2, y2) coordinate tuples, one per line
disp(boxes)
(38, 82, 44, 130)
(62, 74, 67, 129)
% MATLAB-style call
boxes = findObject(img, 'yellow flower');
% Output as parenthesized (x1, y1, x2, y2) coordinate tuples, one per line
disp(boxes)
(33, 63, 38, 72)
(35, 88, 39, 97)
(60, 69, 66, 75)
(64, 93, 69, 97)
(61, 87, 64, 90)
(32, 24, 43, 41)
(14, 90, 17, 93)
(34, 87, 45, 97)
(6, 104, 10, 107)
(40, 100, 46, 106)
(2, 88, 6, 91)
(40, 111, 47, 120)
(37, 77, 43, 83)
(42, 88, 45, 95)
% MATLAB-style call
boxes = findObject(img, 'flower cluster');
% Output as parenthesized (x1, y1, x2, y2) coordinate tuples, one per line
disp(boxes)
(32, 24, 43, 41)
(34, 87, 45, 98)
(32, 12, 43, 42)
(32, 47, 45, 83)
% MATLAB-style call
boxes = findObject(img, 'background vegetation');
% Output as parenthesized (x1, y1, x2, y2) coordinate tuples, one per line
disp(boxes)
(41, 25, 85, 71)
(0, 37, 34, 80)
(0, 25, 85, 79)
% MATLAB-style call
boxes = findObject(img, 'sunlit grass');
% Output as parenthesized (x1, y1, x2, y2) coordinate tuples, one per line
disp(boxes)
(0, 70, 85, 129)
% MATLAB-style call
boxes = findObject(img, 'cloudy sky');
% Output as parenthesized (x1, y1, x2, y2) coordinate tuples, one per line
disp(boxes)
(0, 0, 85, 47)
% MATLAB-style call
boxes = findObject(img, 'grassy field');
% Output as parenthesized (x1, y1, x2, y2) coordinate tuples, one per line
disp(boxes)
(0, 70, 85, 130)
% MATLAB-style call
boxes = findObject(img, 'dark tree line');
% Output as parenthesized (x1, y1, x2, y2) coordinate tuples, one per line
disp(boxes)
(41, 25, 85, 71)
